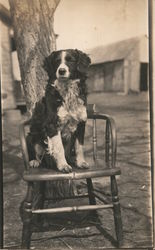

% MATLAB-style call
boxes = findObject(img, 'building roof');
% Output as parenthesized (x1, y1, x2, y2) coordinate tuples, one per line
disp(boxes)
(86, 36, 147, 65)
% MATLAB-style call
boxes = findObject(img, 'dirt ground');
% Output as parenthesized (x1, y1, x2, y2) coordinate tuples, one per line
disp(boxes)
(2, 92, 153, 249)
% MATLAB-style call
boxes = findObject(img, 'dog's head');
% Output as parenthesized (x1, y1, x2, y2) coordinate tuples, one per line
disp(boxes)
(44, 49, 91, 82)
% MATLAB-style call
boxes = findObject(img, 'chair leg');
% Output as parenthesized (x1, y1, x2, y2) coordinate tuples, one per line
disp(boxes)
(21, 183, 33, 249)
(36, 182, 45, 224)
(86, 178, 96, 205)
(22, 223, 32, 249)
(111, 175, 123, 247)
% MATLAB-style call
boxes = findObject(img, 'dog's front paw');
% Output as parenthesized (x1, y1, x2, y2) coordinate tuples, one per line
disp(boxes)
(29, 160, 40, 168)
(57, 163, 72, 173)
(76, 160, 89, 169)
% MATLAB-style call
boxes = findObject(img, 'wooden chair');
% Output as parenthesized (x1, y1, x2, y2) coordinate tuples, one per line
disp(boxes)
(19, 104, 123, 249)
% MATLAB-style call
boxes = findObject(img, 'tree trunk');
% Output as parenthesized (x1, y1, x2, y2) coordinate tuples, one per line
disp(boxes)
(9, 0, 76, 199)
(9, 0, 60, 115)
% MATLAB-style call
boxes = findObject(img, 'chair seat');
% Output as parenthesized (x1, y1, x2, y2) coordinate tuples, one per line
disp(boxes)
(23, 166, 121, 182)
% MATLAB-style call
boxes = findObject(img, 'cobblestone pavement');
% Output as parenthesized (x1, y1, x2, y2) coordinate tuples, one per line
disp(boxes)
(2, 92, 153, 249)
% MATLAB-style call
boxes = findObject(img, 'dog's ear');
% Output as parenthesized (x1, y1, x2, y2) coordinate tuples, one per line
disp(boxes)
(76, 49, 91, 74)
(43, 51, 56, 80)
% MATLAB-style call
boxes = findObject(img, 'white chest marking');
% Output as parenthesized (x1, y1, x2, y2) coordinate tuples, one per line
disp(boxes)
(53, 79, 87, 137)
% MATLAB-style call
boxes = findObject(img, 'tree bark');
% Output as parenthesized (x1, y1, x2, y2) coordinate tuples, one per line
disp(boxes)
(9, 0, 60, 115)
(9, 0, 76, 199)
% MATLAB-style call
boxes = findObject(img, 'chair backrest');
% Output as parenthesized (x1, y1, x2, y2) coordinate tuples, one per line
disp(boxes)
(19, 104, 117, 170)
(19, 119, 31, 170)
(87, 104, 117, 169)
(87, 104, 97, 162)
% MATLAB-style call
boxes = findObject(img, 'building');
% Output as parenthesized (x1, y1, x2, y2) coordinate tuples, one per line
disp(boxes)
(86, 36, 149, 94)
(0, 3, 16, 110)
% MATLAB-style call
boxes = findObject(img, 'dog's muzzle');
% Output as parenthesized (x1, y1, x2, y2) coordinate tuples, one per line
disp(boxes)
(56, 64, 70, 80)
(59, 68, 66, 75)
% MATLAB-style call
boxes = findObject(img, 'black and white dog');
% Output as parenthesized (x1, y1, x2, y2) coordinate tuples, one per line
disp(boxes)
(28, 49, 91, 173)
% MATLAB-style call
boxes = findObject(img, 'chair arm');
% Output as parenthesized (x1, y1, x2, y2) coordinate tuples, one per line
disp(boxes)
(19, 120, 31, 170)
(88, 112, 117, 168)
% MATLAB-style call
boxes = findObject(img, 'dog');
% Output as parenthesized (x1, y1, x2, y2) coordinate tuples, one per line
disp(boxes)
(27, 49, 91, 173)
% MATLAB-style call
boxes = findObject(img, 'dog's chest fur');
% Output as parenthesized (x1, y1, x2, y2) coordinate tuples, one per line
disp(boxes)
(53, 79, 87, 138)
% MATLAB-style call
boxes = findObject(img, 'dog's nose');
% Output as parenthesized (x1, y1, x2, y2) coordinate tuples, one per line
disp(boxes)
(58, 68, 66, 75)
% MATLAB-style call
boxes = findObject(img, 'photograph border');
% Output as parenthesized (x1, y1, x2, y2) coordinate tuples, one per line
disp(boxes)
(0, 0, 154, 249)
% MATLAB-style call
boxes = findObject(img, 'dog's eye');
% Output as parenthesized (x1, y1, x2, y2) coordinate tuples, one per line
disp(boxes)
(66, 55, 76, 62)
(55, 58, 61, 64)
(66, 56, 72, 61)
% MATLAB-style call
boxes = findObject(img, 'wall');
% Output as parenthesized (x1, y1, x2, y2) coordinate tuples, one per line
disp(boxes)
(87, 60, 124, 93)
(1, 20, 16, 110)
(104, 60, 124, 92)
(129, 60, 141, 92)
(87, 64, 104, 92)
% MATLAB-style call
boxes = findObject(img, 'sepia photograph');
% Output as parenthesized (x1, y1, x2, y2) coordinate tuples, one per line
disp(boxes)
(0, 0, 154, 249)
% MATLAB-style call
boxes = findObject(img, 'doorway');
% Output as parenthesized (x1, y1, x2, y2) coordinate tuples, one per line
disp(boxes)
(140, 63, 148, 91)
